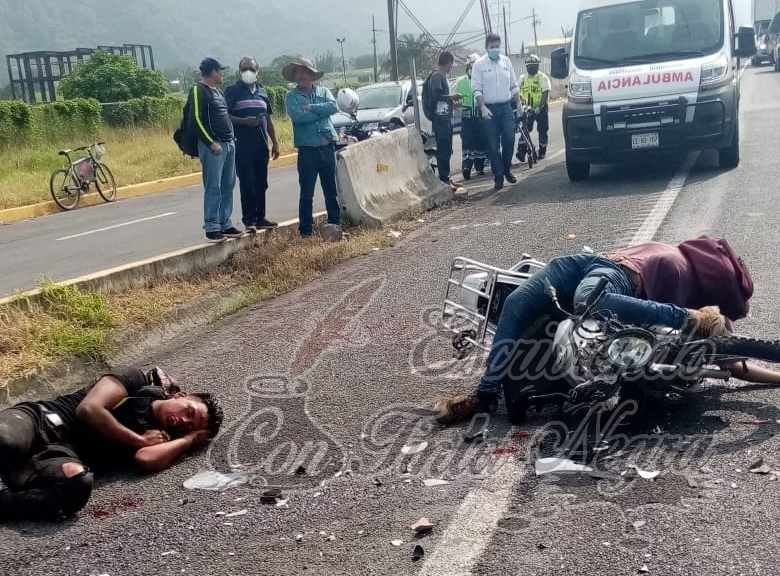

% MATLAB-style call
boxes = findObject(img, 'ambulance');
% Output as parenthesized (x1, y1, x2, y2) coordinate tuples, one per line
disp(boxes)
(551, 0, 757, 181)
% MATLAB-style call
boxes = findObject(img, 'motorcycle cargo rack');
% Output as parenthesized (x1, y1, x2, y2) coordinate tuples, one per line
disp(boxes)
(441, 255, 546, 351)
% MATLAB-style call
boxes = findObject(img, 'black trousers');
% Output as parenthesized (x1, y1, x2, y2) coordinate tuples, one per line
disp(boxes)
(520, 106, 550, 149)
(236, 142, 270, 227)
(0, 408, 93, 521)
(432, 114, 453, 183)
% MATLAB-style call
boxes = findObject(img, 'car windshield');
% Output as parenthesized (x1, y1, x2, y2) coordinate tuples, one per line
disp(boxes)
(357, 85, 403, 109)
(574, 0, 724, 69)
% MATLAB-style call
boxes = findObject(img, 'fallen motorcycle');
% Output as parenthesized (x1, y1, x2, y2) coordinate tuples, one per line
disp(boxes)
(441, 255, 780, 423)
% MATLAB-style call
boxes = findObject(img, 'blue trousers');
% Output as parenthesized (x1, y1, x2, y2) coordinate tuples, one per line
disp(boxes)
(297, 144, 341, 236)
(199, 140, 236, 233)
(482, 102, 515, 183)
(479, 255, 690, 395)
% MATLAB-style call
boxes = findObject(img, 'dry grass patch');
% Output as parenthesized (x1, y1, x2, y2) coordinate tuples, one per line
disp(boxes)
(0, 226, 392, 388)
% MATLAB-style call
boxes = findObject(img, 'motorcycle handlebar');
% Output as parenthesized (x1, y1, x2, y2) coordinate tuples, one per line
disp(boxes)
(584, 277, 609, 311)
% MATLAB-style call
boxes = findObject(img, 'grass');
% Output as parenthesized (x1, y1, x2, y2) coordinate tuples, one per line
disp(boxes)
(0, 117, 295, 210)
(0, 226, 393, 388)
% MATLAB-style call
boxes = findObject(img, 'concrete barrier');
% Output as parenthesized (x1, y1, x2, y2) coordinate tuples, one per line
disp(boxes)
(336, 127, 452, 227)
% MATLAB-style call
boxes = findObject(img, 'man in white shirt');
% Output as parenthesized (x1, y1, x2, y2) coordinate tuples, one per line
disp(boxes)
(471, 33, 519, 192)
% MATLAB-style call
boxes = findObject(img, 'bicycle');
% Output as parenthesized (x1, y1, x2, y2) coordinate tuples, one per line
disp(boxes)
(514, 106, 539, 170)
(49, 142, 117, 211)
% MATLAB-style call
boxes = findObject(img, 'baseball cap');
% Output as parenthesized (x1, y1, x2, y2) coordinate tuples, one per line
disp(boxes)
(199, 57, 227, 76)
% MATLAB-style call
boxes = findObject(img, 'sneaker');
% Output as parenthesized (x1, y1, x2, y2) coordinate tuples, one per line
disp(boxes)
(205, 231, 225, 243)
(505, 173, 518, 184)
(245, 224, 258, 234)
(434, 393, 480, 426)
(462, 168, 472, 181)
(256, 219, 278, 230)
(685, 306, 730, 338)
(222, 227, 244, 238)
(516, 150, 526, 163)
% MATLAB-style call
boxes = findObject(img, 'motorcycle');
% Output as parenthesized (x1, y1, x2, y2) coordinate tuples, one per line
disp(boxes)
(335, 88, 389, 151)
(441, 254, 780, 424)
(514, 105, 539, 170)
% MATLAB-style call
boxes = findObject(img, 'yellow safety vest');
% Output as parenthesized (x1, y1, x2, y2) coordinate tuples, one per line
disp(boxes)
(520, 73, 548, 108)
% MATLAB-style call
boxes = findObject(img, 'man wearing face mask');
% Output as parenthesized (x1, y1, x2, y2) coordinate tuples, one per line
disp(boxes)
(471, 34, 520, 192)
(225, 57, 281, 232)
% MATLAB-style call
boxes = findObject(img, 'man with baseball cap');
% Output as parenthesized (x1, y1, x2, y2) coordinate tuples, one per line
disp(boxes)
(191, 57, 242, 242)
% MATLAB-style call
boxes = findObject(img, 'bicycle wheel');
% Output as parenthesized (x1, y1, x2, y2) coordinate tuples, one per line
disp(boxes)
(95, 163, 117, 202)
(522, 130, 535, 170)
(50, 169, 80, 210)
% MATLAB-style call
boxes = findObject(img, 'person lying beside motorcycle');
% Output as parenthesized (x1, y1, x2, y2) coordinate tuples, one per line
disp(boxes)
(0, 367, 223, 521)
(436, 236, 780, 425)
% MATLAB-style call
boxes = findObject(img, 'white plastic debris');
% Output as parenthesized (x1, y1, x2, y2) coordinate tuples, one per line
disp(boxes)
(222, 522, 234, 526)
(534, 457, 593, 476)
(225, 509, 248, 518)
(276, 499, 290, 509)
(183, 471, 250, 492)
(401, 441, 429, 455)
(161, 550, 178, 557)
(628, 465, 661, 480)
(388, 230, 402, 239)
(423, 478, 451, 487)
(638, 565, 650, 574)
(391, 539, 404, 547)
(358, 530, 365, 536)
(327, 535, 336, 542)
(730, 482, 738, 489)
(632, 520, 647, 530)
(295, 534, 304, 542)
(319, 531, 328, 537)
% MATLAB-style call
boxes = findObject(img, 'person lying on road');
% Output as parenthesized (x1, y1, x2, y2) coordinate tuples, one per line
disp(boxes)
(0, 367, 223, 521)
(436, 236, 780, 425)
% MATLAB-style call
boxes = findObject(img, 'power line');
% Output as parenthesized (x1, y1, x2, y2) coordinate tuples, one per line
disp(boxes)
(442, 0, 479, 48)
(397, 0, 442, 48)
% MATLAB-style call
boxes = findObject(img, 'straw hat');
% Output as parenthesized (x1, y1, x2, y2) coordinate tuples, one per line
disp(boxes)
(282, 57, 325, 82)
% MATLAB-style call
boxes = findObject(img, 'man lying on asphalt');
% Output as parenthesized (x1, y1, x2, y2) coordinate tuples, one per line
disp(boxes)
(437, 236, 780, 424)
(0, 367, 222, 521)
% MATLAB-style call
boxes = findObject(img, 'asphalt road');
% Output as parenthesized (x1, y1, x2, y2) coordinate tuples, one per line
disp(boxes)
(2, 67, 779, 576)
(0, 161, 326, 297)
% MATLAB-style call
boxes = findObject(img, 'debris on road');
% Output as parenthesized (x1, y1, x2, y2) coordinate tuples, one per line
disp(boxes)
(401, 441, 428, 455)
(537, 543, 549, 551)
(160, 550, 178, 557)
(749, 462, 773, 475)
(535, 457, 592, 476)
(261, 488, 283, 505)
(410, 517, 434, 536)
(225, 509, 248, 518)
(632, 520, 647, 530)
(412, 545, 425, 562)
(388, 230, 402, 239)
(295, 466, 307, 476)
(373, 478, 383, 487)
(183, 471, 250, 492)
(638, 565, 650, 574)
(423, 478, 450, 487)
(391, 539, 404, 547)
(276, 499, 290, 509)
(627, 465, 661, 480)
(295, 534, 304, 543)
(566, 233, 577, 240)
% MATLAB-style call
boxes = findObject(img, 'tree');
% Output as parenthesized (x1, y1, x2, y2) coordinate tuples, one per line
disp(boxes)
(351, 53, 380, 70)
(59, 51, 167, 102)
(395, 34, 437, 77)
(269, 54, 300, 72)
(315, 51, 337, 74)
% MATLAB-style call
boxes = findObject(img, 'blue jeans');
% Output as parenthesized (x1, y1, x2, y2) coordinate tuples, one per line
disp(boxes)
(482, 102, 515, 183)
(479, 254, 690, 395)
(199, 140, 236, 233)
(432, 114, 453, 183)
(297, 144, 341, 236)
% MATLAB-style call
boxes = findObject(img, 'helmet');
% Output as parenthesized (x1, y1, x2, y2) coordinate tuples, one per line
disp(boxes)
(337, 88, 360, 115)
(525, 54, 541, 66)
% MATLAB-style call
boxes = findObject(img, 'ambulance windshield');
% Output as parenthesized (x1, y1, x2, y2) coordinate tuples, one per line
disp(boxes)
(574, 0, 725, 69)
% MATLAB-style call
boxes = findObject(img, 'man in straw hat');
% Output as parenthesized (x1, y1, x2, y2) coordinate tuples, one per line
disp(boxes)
(283, 58, 341, 238)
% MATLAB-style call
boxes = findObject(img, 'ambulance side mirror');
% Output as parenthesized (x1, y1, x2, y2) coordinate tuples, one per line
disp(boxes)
(551, 48, 569, 80)
(735, 27, 757, 58)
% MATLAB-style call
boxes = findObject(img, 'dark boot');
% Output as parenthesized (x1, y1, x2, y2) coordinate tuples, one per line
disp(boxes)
(539, 145, 547, 159)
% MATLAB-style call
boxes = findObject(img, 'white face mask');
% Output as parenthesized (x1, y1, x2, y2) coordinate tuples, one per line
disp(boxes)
(241, 70, 258, 85)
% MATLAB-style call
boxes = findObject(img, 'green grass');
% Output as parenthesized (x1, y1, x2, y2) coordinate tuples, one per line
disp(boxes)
(0, 116, 295, 210)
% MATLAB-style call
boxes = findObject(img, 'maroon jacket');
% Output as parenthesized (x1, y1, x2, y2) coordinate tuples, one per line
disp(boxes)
(611, 237, 753, 321)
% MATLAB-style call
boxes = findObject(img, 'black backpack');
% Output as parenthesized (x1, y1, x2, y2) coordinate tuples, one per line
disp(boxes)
(421, 72, 436, 121)
(173, 86, 200, 158)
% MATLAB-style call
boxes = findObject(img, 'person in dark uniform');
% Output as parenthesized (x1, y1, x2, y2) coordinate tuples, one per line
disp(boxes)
(225, 57, 281, 233)
(0, 367, 223, 521)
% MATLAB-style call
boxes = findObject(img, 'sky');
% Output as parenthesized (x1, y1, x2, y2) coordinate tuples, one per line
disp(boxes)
(347, 0, 753, 57)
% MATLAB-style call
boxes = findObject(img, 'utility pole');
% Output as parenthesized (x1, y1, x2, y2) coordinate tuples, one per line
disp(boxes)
(387, 0, 399, 81)
(503, 5, 510, 56)
(337, 37, 347, 86)
(372, 14, 379, 83)
(531, 8, 540, 54)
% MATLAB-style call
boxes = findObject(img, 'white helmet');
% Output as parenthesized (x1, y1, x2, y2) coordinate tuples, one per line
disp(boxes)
(337, 88, 360, 114)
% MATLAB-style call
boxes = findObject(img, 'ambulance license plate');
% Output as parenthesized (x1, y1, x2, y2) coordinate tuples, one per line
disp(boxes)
(631, 133, 660, 149)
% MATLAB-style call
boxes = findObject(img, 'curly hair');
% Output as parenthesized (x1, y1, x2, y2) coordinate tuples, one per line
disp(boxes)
(191, 393, 224, 438)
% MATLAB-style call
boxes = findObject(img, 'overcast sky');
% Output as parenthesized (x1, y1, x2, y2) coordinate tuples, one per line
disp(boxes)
(347, 0, 753, 55)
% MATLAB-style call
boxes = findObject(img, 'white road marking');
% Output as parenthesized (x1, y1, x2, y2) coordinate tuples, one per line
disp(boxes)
(56, 212, 178, 241)
(418, 457, 524, 576)
(629, 151, 699, 246)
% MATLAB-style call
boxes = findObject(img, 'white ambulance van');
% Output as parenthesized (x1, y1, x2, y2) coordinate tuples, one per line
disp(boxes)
(551, 0, 757, 181)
